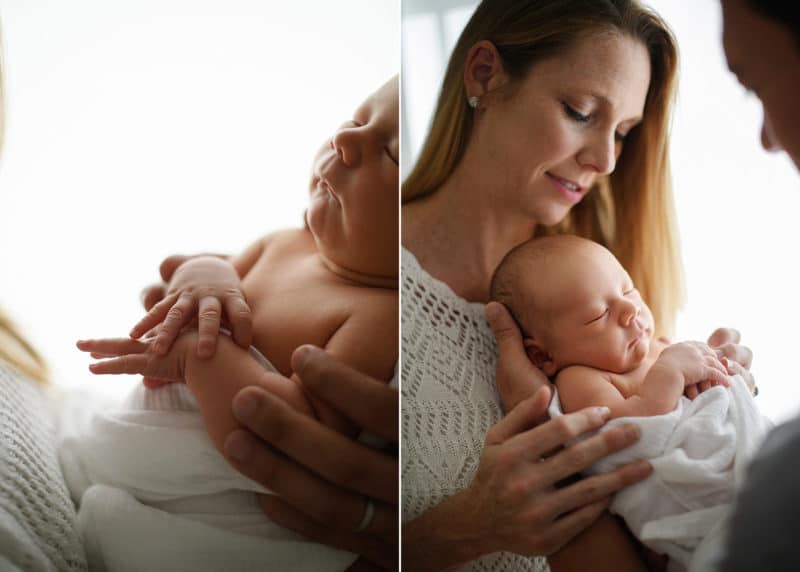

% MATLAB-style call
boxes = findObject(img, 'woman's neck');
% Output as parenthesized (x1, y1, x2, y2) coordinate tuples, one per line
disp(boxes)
(402, 164, 537, 303)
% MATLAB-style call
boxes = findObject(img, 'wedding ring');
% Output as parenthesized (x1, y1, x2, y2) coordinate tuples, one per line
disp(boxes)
(355, 498, 375, 533)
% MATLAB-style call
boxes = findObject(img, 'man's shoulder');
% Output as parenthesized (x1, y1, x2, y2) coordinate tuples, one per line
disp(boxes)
(752, 415, 800, 470)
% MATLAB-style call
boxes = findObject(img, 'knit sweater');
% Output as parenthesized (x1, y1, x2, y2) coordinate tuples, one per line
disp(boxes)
(401, 248, 547, 572)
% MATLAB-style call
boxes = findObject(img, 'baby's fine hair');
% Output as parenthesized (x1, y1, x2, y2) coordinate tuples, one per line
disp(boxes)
(490, 234, 592, 337)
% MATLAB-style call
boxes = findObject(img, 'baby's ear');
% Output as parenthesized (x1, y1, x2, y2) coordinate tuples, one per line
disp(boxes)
(523, 338, 558, 377)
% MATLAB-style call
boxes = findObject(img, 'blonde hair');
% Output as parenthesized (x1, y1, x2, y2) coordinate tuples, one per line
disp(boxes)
(403, 0, 683, 336)
(0, 310, 49, 383)
(0, 29, 48, 383)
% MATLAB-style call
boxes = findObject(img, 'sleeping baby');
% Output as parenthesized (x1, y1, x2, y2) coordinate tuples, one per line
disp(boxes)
(67, 76, 398, 572)
(490, 234, 772, 571)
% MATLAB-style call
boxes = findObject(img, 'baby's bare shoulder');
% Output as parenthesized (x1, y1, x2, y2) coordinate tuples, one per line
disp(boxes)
(556, 364, 611, 385)
(555, 365, 620, 413)
(259, 228, 314, 257)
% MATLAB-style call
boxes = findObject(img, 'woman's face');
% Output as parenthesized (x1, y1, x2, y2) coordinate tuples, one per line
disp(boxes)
(474, 32, 651, 226)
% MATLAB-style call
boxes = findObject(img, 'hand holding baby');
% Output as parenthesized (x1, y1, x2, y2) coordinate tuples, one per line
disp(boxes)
(130, 256, 253, 358)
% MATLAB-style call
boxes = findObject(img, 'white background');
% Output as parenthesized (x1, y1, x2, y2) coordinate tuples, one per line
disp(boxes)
(0, 0, 398, 398)
(402, 0, 800, 423)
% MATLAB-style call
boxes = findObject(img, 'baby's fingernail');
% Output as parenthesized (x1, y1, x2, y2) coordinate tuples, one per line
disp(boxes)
(596, 406, 611, 420)
(233, 392, 258, 422)
(224, 432, 253, 463)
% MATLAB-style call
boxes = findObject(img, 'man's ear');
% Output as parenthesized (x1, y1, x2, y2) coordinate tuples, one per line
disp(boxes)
(523, 337, 558, 377)
(463, 40, 509, 107)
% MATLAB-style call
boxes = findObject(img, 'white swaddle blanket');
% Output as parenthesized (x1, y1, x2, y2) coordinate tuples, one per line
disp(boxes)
(548, 375, 772, 571)
(57, 346, 356, 572)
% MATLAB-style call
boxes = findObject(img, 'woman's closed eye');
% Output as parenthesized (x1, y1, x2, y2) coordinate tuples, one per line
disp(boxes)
(563, 103, 626, 142)
(385, 146, 398, 165)
(563, 102, 590, 124)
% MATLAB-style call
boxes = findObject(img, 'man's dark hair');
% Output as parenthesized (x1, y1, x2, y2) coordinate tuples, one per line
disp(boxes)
(748, 1, 800, 44)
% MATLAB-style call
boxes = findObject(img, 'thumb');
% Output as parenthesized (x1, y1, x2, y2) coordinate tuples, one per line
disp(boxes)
(485, 301, 523, 348)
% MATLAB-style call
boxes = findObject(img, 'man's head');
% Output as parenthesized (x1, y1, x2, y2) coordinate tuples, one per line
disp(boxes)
(490, 235, 654, 376)
(722, 0, 800, 168)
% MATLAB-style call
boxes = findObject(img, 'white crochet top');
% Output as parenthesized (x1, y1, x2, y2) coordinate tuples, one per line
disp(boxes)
(401, 248, 548, 572)
(0, 363, 87, 571)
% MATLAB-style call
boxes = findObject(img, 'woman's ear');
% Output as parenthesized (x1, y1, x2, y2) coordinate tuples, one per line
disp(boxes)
(463, 40, 508, 107)
(523, 337, 558, 377)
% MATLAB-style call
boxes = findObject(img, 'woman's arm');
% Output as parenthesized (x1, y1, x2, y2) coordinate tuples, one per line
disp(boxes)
(548, 513, 650, 572)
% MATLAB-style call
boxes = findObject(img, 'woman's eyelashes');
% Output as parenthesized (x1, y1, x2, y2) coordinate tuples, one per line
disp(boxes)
(385, 146, 398, 165)
(563, 102, 627, 142)
(563, 102, 590, 123)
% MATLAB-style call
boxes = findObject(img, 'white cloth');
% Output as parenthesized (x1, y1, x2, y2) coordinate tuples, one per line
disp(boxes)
(401, 248, 548, 572)
(0, 363, 87, 572)
(57, 372, 356, 572)
(548, 375, 772, 571)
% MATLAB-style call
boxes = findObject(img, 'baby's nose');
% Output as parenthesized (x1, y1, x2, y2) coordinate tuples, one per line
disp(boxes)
(332, 130, 362, 167)
(619, 303, 640, 326)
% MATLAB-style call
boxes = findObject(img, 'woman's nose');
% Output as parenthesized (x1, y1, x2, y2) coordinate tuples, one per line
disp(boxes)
(578, 131, 617, 175)
(331, 128, 362, 167)
(760, 110, 781, 153)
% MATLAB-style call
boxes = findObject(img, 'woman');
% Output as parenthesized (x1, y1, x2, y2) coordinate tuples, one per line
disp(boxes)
(402, 1, 749, 569)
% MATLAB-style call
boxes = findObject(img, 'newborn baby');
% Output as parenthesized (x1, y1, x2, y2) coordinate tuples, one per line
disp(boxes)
(490, 235, 772, 570)
(68, 77, 399, 572)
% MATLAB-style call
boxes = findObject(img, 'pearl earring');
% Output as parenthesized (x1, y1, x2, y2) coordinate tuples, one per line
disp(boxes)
(468, 95, 480, 109)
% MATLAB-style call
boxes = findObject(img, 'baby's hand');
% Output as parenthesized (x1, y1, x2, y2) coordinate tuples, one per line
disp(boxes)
(130, 256, 252, 358)
(76, 333, 197, 383)
(656, 341, 730, 399)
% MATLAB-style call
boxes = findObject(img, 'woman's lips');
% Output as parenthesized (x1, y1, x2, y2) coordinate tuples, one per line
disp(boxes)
(546, 172, 585, 203)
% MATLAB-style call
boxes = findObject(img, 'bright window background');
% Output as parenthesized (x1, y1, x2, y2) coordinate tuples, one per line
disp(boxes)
(402, 0, 800, 423)
(0, 0, 398, 398)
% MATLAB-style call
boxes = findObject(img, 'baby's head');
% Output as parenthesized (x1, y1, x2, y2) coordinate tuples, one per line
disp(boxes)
(490, 235, 655, 376)
(306, 76, 398, 285)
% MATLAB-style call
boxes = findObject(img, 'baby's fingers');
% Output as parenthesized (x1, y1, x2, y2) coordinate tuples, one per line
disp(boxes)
(197, 296, 222, 359)
(77, 337, 150, 356)
(704, 365, 730, 388)
(89, 354, 150, 375)
(130, 292, 179, 339)
(224, 294, 253, 349)
(153, 292, 196, 355)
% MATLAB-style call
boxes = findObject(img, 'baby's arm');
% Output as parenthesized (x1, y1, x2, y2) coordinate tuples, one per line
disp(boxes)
(181, 332, 315, 455)
(189, 294, 396, 445)
(558, 342, 729, 418)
